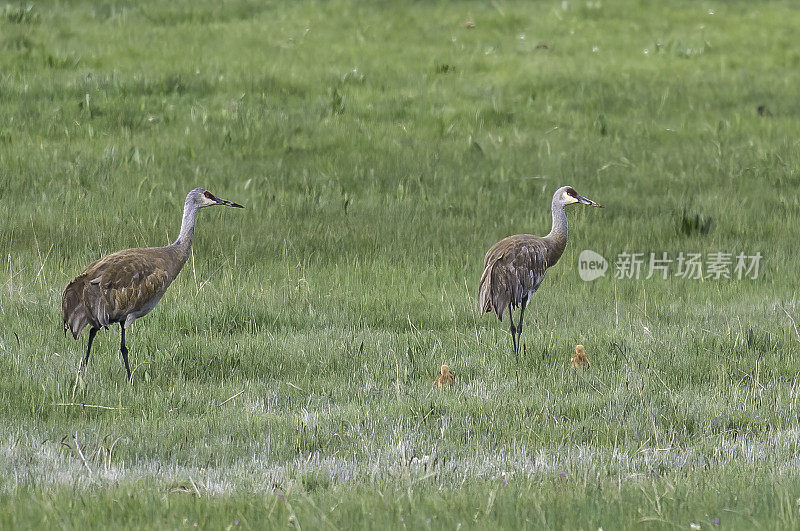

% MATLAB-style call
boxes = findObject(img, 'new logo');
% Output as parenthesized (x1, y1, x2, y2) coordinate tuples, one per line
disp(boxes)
(578, 250, 608, 281)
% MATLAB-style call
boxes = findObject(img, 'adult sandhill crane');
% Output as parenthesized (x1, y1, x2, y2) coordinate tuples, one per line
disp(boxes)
(478, 186, 601, 360)
(62, 187, 243, 381)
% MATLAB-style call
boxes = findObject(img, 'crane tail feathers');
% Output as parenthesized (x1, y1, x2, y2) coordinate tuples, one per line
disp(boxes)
(478, 262, 507, 321)
(61, 278, 91, 339)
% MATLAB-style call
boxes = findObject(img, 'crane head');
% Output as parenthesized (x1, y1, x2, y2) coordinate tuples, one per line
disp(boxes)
(188, 187, 245, 209)
(558, 186, 602, 208)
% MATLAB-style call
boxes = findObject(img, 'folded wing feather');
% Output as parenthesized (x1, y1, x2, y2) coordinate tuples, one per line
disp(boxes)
(62, 247, 180, 338)
(478, 235, 550, 321)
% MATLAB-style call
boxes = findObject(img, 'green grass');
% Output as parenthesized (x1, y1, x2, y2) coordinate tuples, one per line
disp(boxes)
(3, 0, 800, 527)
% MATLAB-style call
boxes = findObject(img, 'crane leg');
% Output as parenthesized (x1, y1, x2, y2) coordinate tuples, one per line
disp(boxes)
(517, 299, 528, 357)
(82, 327, 99, 370)
(508, 308, 519, 363)
(119, 324, 132, 382)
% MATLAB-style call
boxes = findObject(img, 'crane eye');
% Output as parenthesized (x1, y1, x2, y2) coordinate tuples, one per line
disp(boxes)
(566, 188, 577, 197)
(203, 191, 214, 199)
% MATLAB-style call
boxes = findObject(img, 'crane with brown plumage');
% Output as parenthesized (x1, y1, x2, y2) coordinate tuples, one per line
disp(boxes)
(478, 186, 601, 360)
(62, 187, 244, 381)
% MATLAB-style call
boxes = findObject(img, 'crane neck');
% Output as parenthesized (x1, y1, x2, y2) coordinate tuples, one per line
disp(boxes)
(545, 195, 568, 263)
(172, 199, 199, 262)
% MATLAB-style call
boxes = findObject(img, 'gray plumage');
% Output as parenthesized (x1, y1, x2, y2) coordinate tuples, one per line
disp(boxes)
(479, 185, 601, 358)
(479, 234, 562, 321)
(62, 187, 243, 380)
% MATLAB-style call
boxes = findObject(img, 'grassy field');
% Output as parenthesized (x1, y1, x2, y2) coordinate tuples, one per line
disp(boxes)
(3, 0, 800, 527)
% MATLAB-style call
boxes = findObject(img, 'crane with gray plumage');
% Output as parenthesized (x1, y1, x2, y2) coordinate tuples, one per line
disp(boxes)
(478, 186, 601, 360)
(62, 187, 243, 381)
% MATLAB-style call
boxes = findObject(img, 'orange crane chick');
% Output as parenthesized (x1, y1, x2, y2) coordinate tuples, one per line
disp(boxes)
(435, 365, 455, 389)
(571, 345, 589, 368)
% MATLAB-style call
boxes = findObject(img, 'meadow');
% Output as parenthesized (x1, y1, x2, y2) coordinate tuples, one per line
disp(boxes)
(2, 0, 800, 527)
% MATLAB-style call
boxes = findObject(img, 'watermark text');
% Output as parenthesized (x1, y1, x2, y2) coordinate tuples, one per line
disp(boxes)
(578, 250, 761, 281)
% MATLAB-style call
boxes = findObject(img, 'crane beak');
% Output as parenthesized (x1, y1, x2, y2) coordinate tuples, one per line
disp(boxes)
(215, 197, 244, 208)
(577, 195, 602, 208)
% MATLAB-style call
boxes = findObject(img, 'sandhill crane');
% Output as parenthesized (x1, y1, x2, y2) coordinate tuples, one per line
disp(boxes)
(62, 187, 243, 381)
(434, 364, 455, 389)
(571, 344, 589, 368)
(478, 186, 601, 360)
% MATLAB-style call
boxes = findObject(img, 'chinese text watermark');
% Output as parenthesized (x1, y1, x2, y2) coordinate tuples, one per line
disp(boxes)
(578, 250, 762, 281)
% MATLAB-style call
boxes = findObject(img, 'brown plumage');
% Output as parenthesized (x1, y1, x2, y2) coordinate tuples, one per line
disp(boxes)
(479, 186, 601, 359)
(62, 248, 179, 340)
(571, 345, 589, 368)
(479, 234, 559, 321)
(434, 365, 455, 389)
(62, 187, 243, 380)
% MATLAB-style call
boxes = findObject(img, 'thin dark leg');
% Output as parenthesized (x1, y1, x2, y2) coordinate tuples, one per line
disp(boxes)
(82, 327, 99, 369)
(508, 307, 519, 363)
(120, 324, 132, 382)
(517, 298, 528, 359)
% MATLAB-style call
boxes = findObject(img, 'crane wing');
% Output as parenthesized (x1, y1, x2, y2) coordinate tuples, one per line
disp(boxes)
(479, 235, 550, 320)
(84, 249, 175, 326)
(62, 248, 177, 336)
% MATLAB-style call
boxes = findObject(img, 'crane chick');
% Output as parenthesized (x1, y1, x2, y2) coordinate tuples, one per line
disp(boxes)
(434, 364, 455, 389)
(62, 187, 243, 381)
(571, 345, 589, 368)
